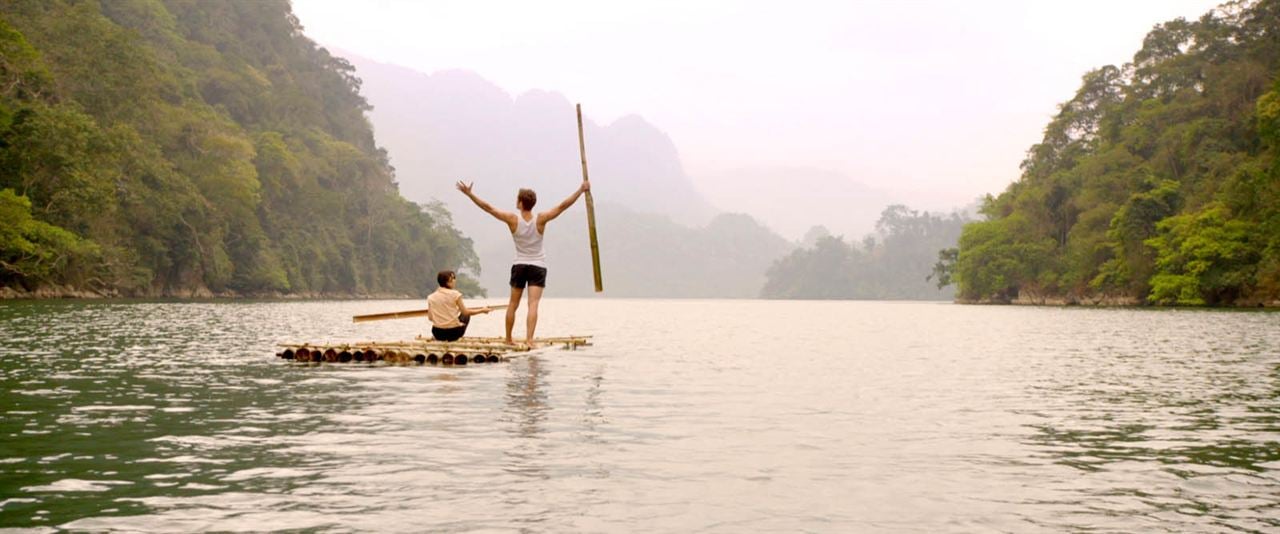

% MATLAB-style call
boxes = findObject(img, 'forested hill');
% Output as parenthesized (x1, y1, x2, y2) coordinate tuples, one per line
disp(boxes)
(946, 0, 1280, 306)
(0, 0, 478, 298)
(762, 205, 969, 300)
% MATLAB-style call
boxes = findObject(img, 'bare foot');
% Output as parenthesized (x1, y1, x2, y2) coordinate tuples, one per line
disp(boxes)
(523, 339, 539, 349)
(503, 338, 517, 346)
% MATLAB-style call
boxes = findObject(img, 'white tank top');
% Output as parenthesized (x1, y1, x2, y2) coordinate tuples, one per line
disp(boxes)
(512, 215, 546, 267)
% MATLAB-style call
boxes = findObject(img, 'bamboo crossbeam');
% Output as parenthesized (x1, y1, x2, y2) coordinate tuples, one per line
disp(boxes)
(415, 335, 592, 344)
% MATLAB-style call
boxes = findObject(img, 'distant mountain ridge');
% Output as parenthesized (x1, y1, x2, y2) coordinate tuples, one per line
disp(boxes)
(696, 165, 895, 241)
(348, 56, 717, 226)
(343, 53, 795, 297)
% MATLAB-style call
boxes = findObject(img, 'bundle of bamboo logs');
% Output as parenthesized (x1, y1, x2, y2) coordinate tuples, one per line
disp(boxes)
(275, 336, 591, 366)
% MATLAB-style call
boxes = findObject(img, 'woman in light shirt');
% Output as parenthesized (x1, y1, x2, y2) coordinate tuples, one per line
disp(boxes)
(427, 270, 493, 342)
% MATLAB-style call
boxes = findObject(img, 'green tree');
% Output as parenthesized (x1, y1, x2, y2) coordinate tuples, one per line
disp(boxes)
(950, 0, 1280, 306)
(0, 189, 99, 288)
(0, 0, 480, 296)
(1146, 203, 1260, 305)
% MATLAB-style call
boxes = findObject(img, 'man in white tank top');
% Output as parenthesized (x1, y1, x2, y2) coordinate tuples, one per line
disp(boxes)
(457, 179, 590, 346)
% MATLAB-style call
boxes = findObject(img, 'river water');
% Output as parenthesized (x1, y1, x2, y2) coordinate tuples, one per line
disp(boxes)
(0, 299, 1278, 532)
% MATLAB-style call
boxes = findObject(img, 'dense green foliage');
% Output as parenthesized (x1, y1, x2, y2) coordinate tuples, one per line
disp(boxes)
(947, 0, 1280, 305)
(0, 0, 478, 296)
(762, 205, 968, 299)
(0, 188, 99, 284)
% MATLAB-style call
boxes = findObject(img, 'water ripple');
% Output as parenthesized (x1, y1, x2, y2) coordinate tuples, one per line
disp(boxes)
(0, 300, 1277, 531)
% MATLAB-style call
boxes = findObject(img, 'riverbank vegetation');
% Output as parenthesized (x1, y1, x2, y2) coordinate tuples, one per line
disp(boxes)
(0, 0, 479, 298)
(939, 0, 1280, 306)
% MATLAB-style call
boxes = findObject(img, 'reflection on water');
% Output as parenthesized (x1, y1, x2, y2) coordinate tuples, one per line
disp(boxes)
(507, 356, 549, 441)
(500, 356, 549, 528)
(0, 299, 1278, 531)
(1017, 320, 1280, 531)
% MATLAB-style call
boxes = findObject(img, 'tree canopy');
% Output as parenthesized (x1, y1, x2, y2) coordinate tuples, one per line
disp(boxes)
(944, 0, 1280, 306)
(0, 0, 479, 296)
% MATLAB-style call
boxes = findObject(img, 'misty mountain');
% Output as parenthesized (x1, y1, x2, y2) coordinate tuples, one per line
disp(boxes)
(695, 166, 895, 241)
(348, 56, 716, 226)
(540, 207, 794, 297)
(344, 53, 792, 296)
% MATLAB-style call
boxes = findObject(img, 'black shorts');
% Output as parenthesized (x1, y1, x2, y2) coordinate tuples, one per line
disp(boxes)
(431, 314, 470, 341)
(510, 264, 547, 289)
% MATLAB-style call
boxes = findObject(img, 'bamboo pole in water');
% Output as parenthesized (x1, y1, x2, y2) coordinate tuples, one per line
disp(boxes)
(577, 103, 603, 293)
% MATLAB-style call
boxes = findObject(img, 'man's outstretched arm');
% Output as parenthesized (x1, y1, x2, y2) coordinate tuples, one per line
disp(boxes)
(457, 181, 517, 230)
(538, 180, 590, 226)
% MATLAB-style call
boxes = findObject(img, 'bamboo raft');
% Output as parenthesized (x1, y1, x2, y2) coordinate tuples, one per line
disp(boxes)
(275, 336, 591, 366)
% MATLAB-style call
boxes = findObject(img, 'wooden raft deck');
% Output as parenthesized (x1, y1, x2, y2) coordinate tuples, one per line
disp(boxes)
(276, 336, 591, 365)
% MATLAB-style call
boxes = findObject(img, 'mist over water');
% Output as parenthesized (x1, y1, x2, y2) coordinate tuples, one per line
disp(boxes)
(2, 300, 1278, 531)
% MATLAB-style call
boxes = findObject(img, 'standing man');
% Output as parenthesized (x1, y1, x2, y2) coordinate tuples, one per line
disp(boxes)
(427, 270, 493, 342)
(456, 180, 590, 346)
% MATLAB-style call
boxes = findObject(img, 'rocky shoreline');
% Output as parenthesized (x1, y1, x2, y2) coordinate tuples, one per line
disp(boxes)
(956, 293, 1279, 308)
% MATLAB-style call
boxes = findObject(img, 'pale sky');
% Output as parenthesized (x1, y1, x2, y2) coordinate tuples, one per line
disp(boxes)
(291, 0, 1222, 212)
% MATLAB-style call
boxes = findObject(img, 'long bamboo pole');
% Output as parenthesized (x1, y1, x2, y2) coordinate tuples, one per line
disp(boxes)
(352, 304, 507, 323)
(577, 103, 604, 293)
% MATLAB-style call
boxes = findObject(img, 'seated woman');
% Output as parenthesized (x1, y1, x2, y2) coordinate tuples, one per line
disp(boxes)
(427, 270, 493, 341)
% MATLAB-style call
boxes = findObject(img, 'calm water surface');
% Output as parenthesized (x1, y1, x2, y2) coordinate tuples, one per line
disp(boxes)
(1, 299, 1278, 532)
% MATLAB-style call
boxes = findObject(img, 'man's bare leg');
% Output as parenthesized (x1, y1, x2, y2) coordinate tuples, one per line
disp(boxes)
(505, 287, 523, 344)
(525, 285, 543, 346)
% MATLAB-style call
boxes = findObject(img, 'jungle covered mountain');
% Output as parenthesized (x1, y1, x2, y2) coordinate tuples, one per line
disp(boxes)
(947, 0, 1280, 306)
(0, 0, 478, 297)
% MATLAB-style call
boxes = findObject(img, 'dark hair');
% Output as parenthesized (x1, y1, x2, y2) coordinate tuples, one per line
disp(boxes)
(517, 188, 537, 210)
(437, 270, 455, 287)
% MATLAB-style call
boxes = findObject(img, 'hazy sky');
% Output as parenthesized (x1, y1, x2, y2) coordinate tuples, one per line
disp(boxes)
(292, 0, 1222, 212)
